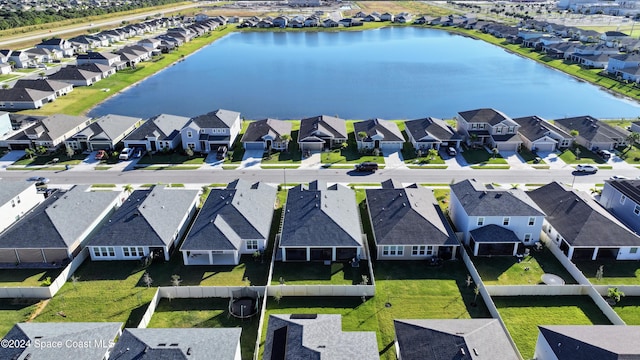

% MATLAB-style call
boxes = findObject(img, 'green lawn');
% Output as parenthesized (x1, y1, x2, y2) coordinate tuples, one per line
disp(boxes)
(32, 260, 156, 327)
(270, 261, 370, 285)
(573, 259, 640, 285)
(461, 147, 508, 165)
(518, 147, 546, 164)
(148, 298, 258, 360)
(619, 144, 640, 164)
(613, 297, 640, 325)
(136, 152, 205, 165)
(146, 254, 269, 287)
(495, 296, 611, 359)
(433, 188, 450, 212)
(13, 152, 86, 166)
(559, 145, 606, 164)
(402, 141, 446, 165)
(0, 267, 63, 287)
(472, 248, 577, 285)
(261, 124, 302, 164)
(0, 299, 40, 337)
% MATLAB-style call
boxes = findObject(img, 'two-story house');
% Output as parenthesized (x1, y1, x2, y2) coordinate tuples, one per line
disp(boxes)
(449, 179, 545, 256)
(35, 38, 74, 57)
(513, 115, 573, 152)
(0, 180, 43, 233)
(456, 108, 522, 152)
(599, 179, 640, 234)
(180, 109, 241, 153)
(6, 114, 91, 151)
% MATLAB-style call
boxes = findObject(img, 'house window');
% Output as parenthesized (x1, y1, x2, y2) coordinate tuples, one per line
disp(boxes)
(382, 246, 403, 256)
(94, 246, 115, 257)
(200, 129, 206, 134)
(187, 143, 195, 150)
(631, 248, 638, 254)
(524, 233, 532, 242)
(495, 127, 503, 134)
(187, 131, 192, 138)
(508, 126, 516, 134)
(503, 217, 510, 226)
(123, 247, 144, 257)
(620, 195, 626, 205)
(528, 217, 535, 226)
(412, 246, 426, 256)
(246, 240, 258, 251)
(634, 204, 640, 215)
(10, 199, 15, 207)
(477, 217, 484, 226)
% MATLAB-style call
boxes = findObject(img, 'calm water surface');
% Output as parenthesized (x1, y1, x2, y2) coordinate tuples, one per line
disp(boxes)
(89, 27, 640, 120)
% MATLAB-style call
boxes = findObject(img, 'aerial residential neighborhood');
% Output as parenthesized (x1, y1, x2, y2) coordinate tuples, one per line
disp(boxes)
(2, 1, 640, 359)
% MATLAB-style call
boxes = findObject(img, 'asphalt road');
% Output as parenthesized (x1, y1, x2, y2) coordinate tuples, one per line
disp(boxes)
(1, 167, 638, 187)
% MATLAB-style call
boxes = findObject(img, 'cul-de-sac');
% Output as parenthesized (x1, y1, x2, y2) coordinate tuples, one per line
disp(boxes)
(1, 1, 640, 359)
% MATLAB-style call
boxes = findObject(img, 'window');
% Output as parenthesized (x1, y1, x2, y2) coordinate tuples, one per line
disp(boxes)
(524, 233, 532, 242)
(122, 247, 144, 258)
(94, 246, 115, 257)
(495, 127, 503, 134)
(503, 217, 510, 226)
(412, 246, 426, 256)
(477, 217, 484, 226)
(187, 143, 195, 150)
(382, 246, 403, 256)
(528, 217, 535, 226)
(620, 195, 626, 205)
(10, 199, 15, 207)
(246, 240, 258, 251)
(187, 131, 192, 138)
(631, 248, 638, 254)
(508, 126, 516, 134)
(635, 205, 640, 216)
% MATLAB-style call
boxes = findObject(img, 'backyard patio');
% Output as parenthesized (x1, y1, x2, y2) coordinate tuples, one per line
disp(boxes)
(270, 260, 371, 285)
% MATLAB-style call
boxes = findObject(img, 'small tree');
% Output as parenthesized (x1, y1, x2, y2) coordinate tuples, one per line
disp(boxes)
(626, 132, 639, 151)
(491, 147, 499, 158)
(71, 275, 80, 290)
(36, 145, 47, 155)
(569, 129, 579, 146)
(608, 287, 625, 304)
(357, 131, 367, 142)
(340, 141, 348, 152)
(142, 272, 153, 289)
(427, 148, 438, 160)
(575, 147, 582, 160)
(471, 285, 481, 306)
(273, 289, 283, 303)
(280, 134, 291, 151)
(170, 274, 182, 287)
(595, 265, 604, 281)
(360, 275, 369, 285)
(24, 148, 35, 159)
(372, 148, 381, 157)
(185, 147, 194, 158)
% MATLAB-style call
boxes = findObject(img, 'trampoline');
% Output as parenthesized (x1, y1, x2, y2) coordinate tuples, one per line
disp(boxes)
(541, 273, 565, 285)
(229, 287, 260, 319)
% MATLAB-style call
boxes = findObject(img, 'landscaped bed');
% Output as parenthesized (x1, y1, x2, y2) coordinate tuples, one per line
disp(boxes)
(270, 260, 370, 285)
(148, 298, 259, 360)
(472, 248, 577, 285)
(495, 296, 611, 359)
(573, 259, 640, 285)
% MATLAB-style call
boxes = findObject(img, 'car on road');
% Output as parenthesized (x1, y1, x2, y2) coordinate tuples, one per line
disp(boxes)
(575, 164, 598, 173)
(27, 176, 50, 185)
(354, 162, 379, 172)
(95, 150, 108, 160)
(119, 147, 133, 160)
(610, 175, 629, 180)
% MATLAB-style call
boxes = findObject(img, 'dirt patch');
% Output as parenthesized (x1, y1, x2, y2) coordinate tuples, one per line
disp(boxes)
(26, 299, 50, 322)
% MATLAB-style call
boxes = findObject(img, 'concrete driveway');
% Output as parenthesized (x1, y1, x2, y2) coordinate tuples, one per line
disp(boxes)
(0, 150, 25, 170)
(239, 149, 264, 169)
(383, 151, 407, 169)
(500, 151, 528, 169)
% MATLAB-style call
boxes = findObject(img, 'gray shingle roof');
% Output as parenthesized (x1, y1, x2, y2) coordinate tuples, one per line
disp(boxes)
(451, 179, 544, 217)
(353, 118, 404, 142)
(110, 328, 242, 360)
(241, 118, 292, 142)
(298, 115, 348, 142)
(49, 67, 100, 81)
(554, 116, 628, 143)
(470, 224, 520, 243)
(0, 88, 53, 102)
(73, 114, 141, 142)
(528, 182, 640, 247)
(23, 114, 90, 142)
(0, 322, 122, 360)
(280, 182, 362, 248)
(13, 79, 71, 93)
(513, 115, 571, 142)
(0, 186, 120, 249)
(404, 117, 461, 143)
(366, 186, 459, 246)
(124, 113, 189, 142)
(0, 180, 35, 207)
(180, 180, 276, 251)
(264, 314, 379, 360)
(458, 108, 514, 126)
(606, 179, 640, 205)
(188, 108, 240, 129)
(87, 186, 198, 247)
(538, 325, 640, 360)
(394, 319, 520, 360)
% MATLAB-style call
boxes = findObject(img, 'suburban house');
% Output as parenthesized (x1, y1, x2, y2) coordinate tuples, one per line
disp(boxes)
(241, 118, 292, 151)
(180, 109, 242, 153)
(87, 186, 198, 262)
(8, 50, 31, 68)
(123, 113, 189, 152)
(13, 79, 74, 98)
(0, 186, 123, 266)
(456, 108, 522, 151)
(76, 51, 122, 67)
(74, 63, 117, 79)
(278, 181, 365, 262)
(404, 117, 462, 151)
(48, 67, 102, 87)
(554, 116, 628, 151)
(263, 314, 379, 360)
(35, 38, 74, 57)
(65, 114, 142, 152)
(513, 115, 573, 152)
(138, 38, 162, 51)
(0, 63, 10, 75)
(631, 120, 640, 133)
(449, 179, 545, 256)
(528, 182, 640, 261)
(110, 328, 242, 360)
(0, 180, 43, 233)
(24, 47, 58, 63)
(0, 322, 122, 360)
(394, 319, 520, 360)
(6, 114, 90, 151)
(180, 180, 276, 266)
(365, 180, 459, 260)
(353, 118, 405, 153)
(607, 54, 640, 76)
(0, 88, 55, 110)
(297, 115, 348, 152)
(534, 325, 640, 360)
(600, 179, 640, 234)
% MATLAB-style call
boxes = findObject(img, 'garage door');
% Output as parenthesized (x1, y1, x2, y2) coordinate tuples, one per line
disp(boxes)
(380, 143, 402, 153)
(9, 143, 31, 150)
(300, 142, 323, 152)
(91, 143, 112, 151)
(497, 142, 520, 152)
(532, 142, 555, 152)
(244, 142, 265, 150)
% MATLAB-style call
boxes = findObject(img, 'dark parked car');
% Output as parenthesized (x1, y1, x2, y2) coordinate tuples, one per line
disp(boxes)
(354, 162, 379, 172)
(133, 147, 146, 158)
(216, 146, 227, 160)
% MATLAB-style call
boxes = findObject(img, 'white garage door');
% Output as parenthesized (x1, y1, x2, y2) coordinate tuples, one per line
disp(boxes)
(532, 142, 556, 152)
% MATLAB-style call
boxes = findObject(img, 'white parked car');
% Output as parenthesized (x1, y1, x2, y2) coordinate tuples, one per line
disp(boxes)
(119, 147, 133, 160)
(575, 164, 598, 173)
(610, 175, 629, 180)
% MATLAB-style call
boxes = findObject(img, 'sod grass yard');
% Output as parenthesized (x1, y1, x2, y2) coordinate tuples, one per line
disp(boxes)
(270, 261, 370, 285)
(574, 259, 640, 285)
(461, 147, 508, 165)
(147, 298, 258, 360)
(613, 297, 640, 325)
(495, 296, 611, 359)
(558, 145, 606, 164)
(472, 248, 577, 285)
(0, 267, 64, 287)
(136, 152, 206, 165)
(32, 260, 157, 327)
(0, 299, 40, 337)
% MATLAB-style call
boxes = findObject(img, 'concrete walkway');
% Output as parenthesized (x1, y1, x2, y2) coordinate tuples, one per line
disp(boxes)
(0, 150, 25, 170)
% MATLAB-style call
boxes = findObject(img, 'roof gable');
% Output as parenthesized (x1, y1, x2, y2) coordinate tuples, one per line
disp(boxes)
(451, 179, 544, 217)
(539, 325, 640, 360)
(353, 118, 404, 142)
(190, 108, 240, 129)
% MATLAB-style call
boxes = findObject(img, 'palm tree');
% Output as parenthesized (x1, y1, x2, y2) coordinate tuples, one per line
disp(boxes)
(123, 184, 134, 194)
(280, 134, 291, 152)
(491, 147, 499, 158)
(427, 148, 438, 160)
(569, 130, 579, 148)
(357, 131, 367, 141)
(626, 132, 639, 151)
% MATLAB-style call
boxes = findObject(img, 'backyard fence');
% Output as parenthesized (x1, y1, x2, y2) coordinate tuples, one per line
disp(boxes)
(137, 288, 161, 329)
(586, 286, 625, 325)
(540, 233, 591, 285)
(158, 286, 266, 298)
(486, 285, 588, 296)
(0, 247, 89, 299)
(266, 284, 374, 297)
